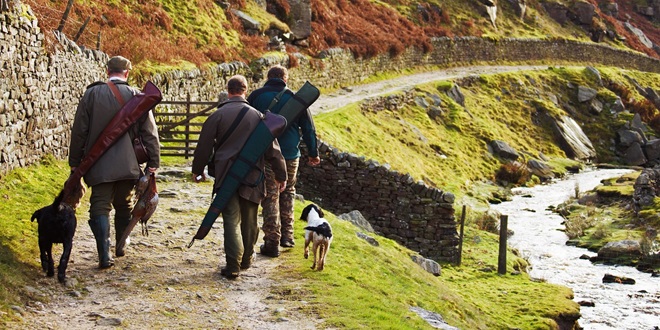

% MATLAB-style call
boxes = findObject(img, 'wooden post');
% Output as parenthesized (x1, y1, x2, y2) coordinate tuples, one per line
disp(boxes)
(185, 93, 191, 159)
(457, 205, 466, 266)
(1, 0, 9, 13)
(73, 17, 91, 43)
(96, 31, 101, 50)
(498, 215, 508, 275)
(57, 0, 75, 32)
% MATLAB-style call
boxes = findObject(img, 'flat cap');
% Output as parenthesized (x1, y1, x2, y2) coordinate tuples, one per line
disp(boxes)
(107, 56, 132, 72)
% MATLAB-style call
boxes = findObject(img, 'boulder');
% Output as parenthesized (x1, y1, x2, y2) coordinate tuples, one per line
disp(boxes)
(617, 129, 644, 147)
(527, 159, 554, 179)
(643, 139, 660, 162)
(231, 10, 260, 32)
(543, 1, 569, 25)
(553, 116, 597, 160)
(489, 140, 519, 161)
(602, 273, 636, 285)
(573, 1, 596, 25)
(287, 0, 312, 40)
(624, 22, 653, 48)
(339, 210, 375, 233)
(598, 240, 643, 260)
(623, 142, 647, 166)
(577, 85, 598, 102)
(446, 85, 465, 107)
(411, 254, 441, 276)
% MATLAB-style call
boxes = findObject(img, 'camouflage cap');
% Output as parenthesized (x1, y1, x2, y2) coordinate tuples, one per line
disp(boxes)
(107, 56, 132, 72)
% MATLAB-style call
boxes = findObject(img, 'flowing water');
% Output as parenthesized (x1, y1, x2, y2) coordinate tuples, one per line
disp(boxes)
(490, 168, 659, 330)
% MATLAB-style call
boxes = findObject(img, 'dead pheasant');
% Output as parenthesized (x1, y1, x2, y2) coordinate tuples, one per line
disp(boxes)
(117, 172, 158, 253)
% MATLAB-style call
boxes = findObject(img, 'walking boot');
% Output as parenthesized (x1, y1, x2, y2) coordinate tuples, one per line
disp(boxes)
(259, 241, 280, 258)
(89, 215, 114, 269)
(115, 216, 130, 257)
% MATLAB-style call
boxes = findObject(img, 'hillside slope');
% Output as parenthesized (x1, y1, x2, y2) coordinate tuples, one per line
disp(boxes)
(24, 0, 660, 70)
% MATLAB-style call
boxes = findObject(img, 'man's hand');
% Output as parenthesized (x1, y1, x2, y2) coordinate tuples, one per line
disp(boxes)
(277, 180, 287, 192)
(147, 167, 157, 174)
(307, 156, 320, 166)
(193, 173, 206, 183)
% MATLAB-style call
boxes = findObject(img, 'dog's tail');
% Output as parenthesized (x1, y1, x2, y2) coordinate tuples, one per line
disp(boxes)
(304, 222, 333, 239)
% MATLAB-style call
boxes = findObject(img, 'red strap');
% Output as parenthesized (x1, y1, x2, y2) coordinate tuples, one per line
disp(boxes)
(107, 80, 125, 106)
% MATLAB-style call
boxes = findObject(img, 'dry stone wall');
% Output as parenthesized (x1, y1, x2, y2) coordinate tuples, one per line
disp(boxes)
(297, 142, 459, 263)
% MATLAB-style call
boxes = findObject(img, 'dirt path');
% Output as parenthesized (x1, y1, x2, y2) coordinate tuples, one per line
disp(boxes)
(13, 168, 319, 330)
(309, 65, 552, 115)
(13, 64, 562, 329)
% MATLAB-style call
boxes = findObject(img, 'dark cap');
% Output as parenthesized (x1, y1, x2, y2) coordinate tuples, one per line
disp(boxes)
(107, 56, 132, 72)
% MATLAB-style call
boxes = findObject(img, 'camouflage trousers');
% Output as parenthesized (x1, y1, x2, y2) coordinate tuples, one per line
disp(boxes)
(261, 158, 299, 245)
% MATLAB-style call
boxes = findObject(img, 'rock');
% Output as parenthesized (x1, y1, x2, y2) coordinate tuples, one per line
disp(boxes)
(338, 210, 374, 232)
(489, 140, 519, 161)
(409, 306, 458, 330)
(411, 255, 441, 276)
(617, 129, 644, 147)
(602, 273, 636, 285)
(624, 22, 653, 49)
(553, 116, 596, 160)
(577, 85, 598, 102)
(96, 317, 123, 326)
(573, 1, 595, 25)
(643, 139, 660, 162)
(231, 10, 260, 31)
(585, 66, 602, 86)
(623, 142, 647, 166)
(445, 85, 465, 107)
(527, 159, 554, 179)
(578, 300, 595, 307)
(356, 232, 379, 246)
(598, 240, 643, 260)
(543, 1, 569, 25)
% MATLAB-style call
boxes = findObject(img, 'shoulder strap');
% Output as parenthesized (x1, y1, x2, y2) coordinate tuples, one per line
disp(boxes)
(107, 80, 125, 106)
(266, 88, 290, 112)
(214, 106, 250, 153)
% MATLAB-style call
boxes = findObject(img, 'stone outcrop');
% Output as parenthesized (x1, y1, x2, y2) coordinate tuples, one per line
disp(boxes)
(552, 116, 597, 161)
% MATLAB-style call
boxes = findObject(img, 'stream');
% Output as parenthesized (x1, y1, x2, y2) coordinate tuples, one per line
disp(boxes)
(489, 168, 659, 330)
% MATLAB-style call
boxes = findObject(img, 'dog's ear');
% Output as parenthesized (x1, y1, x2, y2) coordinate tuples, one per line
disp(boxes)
(315, 206, 324, 218)
(300, 204, 311, 221)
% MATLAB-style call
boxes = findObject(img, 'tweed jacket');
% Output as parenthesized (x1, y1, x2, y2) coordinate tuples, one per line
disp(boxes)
(69, 80, 160, 186)
(192, 96, 287, 204)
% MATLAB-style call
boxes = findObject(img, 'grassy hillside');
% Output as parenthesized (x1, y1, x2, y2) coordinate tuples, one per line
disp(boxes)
(315, 66, 660, 208)
(24, 0, 660, 72)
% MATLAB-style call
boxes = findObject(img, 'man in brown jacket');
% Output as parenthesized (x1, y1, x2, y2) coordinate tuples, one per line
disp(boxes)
(69, 56, 160, 269)
(192, 75, 287, 279)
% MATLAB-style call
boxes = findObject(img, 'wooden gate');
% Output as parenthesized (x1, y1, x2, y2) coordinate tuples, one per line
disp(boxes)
(155, 95, 218, 159)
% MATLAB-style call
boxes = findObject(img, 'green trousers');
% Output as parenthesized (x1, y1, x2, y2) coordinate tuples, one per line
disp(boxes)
(222, 193, 259, 272)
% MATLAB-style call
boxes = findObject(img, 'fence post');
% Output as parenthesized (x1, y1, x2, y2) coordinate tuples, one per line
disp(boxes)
(96, 31, 101, 50)
(185, 93, 191, 159)
(73, 16, 91, 43)
(498, 215, 508, 275)
(57, 0, 75, 32)
(457, 205, 466, 266)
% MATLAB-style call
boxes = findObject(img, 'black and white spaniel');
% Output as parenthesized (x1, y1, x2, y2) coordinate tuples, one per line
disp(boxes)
(300, 204, 333, 271)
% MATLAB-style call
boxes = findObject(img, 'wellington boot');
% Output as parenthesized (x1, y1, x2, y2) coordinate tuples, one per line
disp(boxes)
(89, 215, 114, 269)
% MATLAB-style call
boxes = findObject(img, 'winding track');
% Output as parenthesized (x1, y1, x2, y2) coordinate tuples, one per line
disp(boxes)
(309, 64, 554, 115)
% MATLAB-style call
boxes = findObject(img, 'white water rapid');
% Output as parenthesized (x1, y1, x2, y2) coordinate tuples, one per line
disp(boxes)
(490, 168, 659, 330)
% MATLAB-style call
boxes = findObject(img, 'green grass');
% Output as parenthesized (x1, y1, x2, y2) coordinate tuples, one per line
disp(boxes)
(0, 155, 70, 322)
(276, 203, 579, 329)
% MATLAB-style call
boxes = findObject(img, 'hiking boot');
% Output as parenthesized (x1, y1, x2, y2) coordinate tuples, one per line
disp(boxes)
(280, 239, 295, 248)
(240, 253, 254, 270)
(259, 244, 280, 258)
(220, 267, 239, 279)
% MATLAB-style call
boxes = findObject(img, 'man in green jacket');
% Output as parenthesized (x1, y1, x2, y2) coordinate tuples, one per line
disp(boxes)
(247, 65, 320, 257)
(192, 75, 287, 278)
(69, 56, 160, 268)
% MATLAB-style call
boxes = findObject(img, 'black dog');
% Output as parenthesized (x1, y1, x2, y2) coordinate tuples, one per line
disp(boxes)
(31, 190, 76, 283)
